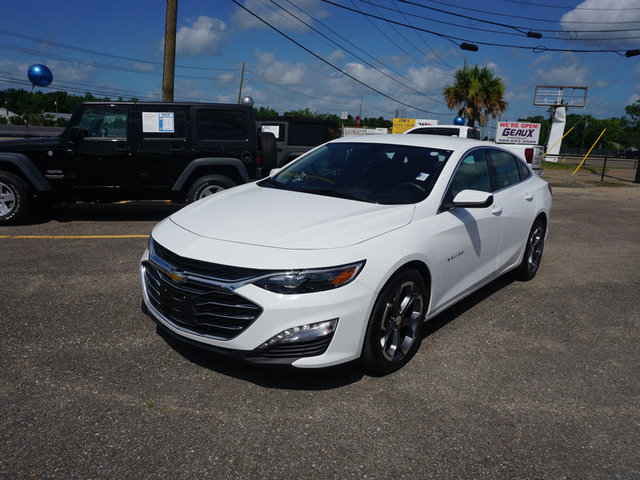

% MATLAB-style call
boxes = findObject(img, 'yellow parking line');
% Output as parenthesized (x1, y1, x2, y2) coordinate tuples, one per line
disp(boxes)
(0, 235, 149, 239)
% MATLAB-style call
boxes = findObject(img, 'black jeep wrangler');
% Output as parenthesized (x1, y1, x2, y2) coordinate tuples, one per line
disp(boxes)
(0, 101, 276, 225)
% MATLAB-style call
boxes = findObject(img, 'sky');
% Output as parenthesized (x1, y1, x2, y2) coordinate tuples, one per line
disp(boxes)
(2, 0, 640, 127)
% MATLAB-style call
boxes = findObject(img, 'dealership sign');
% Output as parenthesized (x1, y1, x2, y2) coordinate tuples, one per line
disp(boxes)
(495, 122, 541, 145)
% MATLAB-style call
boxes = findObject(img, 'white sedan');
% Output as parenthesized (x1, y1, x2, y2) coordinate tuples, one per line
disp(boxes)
(140, 134, 552, 374)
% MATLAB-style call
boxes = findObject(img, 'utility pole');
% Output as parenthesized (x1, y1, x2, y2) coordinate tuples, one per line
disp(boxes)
(162, 0, 178, 102)
(237, 62, 245, 104)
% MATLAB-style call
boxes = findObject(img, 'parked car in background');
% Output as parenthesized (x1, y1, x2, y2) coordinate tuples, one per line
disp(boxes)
(404, 124, 543, 175)
(257, 116, 340, 167)
(140, 134, 552, 374)
(0, 101, 276, 225)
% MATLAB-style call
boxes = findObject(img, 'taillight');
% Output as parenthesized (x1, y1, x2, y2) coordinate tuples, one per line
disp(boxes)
(257, 150, 262, 165)
(548, 184, 553, 196)
(525, 148, 533, 163)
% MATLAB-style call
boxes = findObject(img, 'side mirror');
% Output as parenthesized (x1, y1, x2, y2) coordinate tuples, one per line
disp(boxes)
(442, 189, 493, 210)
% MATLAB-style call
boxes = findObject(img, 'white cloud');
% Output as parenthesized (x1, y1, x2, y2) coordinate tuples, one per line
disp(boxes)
(254, 50, 307, 85)
(560, 0, 640, 47)
(234, 0, 329, 33)
(533, 54, 590, 86)
(176, 16, 227, 56)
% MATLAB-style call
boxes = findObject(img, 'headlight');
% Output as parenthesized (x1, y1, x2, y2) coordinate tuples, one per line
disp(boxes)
(253, 261, 365, 294)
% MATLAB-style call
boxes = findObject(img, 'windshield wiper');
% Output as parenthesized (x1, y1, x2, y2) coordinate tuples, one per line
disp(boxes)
(258, 177, 288, 190)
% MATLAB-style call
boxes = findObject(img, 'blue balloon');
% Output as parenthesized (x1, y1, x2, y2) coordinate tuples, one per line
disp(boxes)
(27, 64, 53, 88)
(453, 116, 465, 126)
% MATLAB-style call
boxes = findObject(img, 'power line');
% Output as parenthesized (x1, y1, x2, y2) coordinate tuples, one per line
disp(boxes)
(357, 0, 640, 36)
(322, 0, 637, 54)
(230, 0, 449, 116)
(398, 0, 640, 25)
(499, 0, 640, 11)
(267, 0, 446, 102)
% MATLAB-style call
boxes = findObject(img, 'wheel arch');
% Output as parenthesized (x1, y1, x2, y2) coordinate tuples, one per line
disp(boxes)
(0, 153, 52, 191)
(171, 157, 250, 193)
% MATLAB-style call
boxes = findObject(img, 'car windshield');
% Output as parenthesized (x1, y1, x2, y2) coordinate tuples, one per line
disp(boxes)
(261, 142, 452, 204)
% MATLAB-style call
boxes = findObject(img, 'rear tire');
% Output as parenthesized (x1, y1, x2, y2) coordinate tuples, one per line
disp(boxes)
(0, 171, 32, 225)
(361, 268, 428, 375)
(514, 218, 546, 281)
(186, 175, 236, 203)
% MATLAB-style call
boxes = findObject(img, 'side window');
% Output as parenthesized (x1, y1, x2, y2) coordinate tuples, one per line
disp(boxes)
(445, 150, 491, 202)
(288, 122, 325, 146)
(141, 110, 187, 140)
(487, 150, 522, 190)
(76, 108, 128, 140)
(517, 156, 532, 180)
(197, 109, 248, 140)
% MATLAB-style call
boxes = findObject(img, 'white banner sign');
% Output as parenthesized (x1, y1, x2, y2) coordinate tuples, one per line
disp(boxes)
(495, 121, 541, 145)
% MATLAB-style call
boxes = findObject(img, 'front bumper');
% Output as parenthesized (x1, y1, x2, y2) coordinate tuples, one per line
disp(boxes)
(140, 248, 374, 368)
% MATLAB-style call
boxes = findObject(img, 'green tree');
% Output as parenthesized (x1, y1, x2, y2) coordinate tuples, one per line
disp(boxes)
(443, 65, 507, 128)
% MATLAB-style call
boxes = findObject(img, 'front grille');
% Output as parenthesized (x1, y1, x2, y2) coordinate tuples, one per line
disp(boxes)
(144, 242, 264, 340)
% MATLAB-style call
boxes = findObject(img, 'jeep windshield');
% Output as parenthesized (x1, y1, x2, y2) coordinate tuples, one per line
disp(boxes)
(260, 142, 452, 205)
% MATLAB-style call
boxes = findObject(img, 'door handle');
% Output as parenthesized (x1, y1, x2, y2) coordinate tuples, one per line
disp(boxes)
(115, 145, 130, 152)
(525, 192, 534, 201)
(492, 205, 503, 215)
(168, 147, 185, 152)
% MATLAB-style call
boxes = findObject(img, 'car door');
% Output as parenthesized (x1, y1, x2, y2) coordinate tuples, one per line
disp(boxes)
(433, 148, 503, 305)
(486, 148, 537, 270)
(136, 105, 191, 190)
(67, 105, 135, 194)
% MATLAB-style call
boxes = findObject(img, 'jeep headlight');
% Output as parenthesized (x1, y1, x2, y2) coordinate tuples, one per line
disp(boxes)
(253, 261, 365, 294)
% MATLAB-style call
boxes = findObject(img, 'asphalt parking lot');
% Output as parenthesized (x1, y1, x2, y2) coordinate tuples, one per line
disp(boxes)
(1, 177, 639, 479)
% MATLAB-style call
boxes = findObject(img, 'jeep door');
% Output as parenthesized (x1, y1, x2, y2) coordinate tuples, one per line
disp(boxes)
(67, 105, 136, 196)
(136, 105, 191, 193)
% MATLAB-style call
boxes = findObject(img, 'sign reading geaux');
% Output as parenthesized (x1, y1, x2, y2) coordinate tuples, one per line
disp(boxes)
(495, 122, 541, 145)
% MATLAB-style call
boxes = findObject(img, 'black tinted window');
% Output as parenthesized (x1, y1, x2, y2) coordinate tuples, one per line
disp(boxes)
(197, 109, 248, 140)
(487, 149, 521, 190)
(288, 122, 325, 146)
(445, 150, 491, 202)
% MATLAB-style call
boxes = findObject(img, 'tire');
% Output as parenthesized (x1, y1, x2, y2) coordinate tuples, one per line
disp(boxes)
(186, 175, 236, 203)
(0, 171, 32, 225)
(259, 132, 278, 172)
(514, 218, 546, 281)
(361, 268, 428, 375)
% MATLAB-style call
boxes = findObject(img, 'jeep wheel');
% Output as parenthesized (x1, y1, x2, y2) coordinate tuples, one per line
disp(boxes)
(186, 175, 236, 202)
(0, 171, 32, 225)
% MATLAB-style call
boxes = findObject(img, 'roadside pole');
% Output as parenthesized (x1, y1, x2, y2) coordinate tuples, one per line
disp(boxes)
(162, 0, 178, 102)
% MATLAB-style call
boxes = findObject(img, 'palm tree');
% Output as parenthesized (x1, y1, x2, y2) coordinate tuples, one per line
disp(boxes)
(443, 65, 507, 128)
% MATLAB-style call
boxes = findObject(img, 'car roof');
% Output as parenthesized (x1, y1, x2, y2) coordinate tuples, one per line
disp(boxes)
(330, 133, 491, 151)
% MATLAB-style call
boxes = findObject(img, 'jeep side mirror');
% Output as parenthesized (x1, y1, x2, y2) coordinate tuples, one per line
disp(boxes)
(68, 126, 85, 143)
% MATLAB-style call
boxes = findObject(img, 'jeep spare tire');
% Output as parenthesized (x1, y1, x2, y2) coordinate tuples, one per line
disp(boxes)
(187, 175, 236, 202)
(259, 131, 277, 173)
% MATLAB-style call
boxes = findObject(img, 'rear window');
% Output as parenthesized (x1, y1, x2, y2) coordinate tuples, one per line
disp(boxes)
(197, 109, 249, 140)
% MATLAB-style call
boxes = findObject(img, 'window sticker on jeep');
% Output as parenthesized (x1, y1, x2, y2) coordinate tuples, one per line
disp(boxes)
(142, 112, 175, 133)
(261, 125, 280, 137)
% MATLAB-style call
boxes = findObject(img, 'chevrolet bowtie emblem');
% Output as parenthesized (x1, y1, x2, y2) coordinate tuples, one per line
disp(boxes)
(168, 270, 187, 283)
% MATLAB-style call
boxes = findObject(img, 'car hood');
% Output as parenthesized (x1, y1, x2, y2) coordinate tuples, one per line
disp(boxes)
(169, 184, 415, 250)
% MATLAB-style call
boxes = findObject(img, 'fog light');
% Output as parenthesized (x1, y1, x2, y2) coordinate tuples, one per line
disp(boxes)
(261, 319, 338, 349)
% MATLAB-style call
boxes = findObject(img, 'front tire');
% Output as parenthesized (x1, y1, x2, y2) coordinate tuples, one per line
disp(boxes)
(186, 175, 236, 203)
(0, 171, 32, 225)
(361, 268, 428, 375)
(515, 218, 546, 281)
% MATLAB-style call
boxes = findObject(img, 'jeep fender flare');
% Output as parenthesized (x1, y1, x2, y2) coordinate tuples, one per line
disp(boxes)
(171, 157, 250, 192)
(0, 152, 52, 191)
